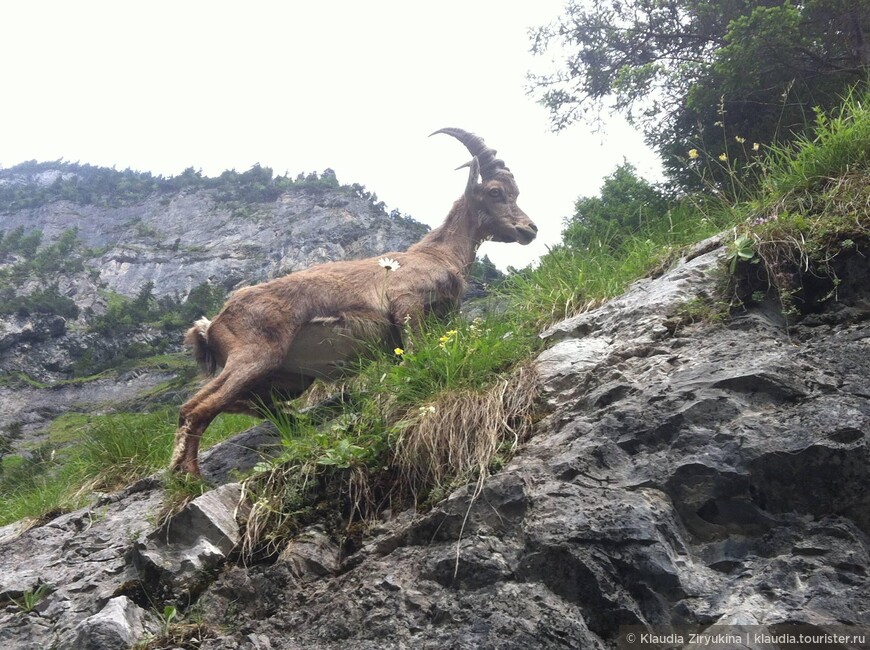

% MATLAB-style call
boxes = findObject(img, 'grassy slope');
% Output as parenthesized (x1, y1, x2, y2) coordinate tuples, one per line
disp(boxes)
(1, 88, 867, 534)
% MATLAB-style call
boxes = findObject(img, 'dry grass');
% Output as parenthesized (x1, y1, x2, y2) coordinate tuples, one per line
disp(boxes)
(237, 362, 540, 561)
(392, 362, 539, 499)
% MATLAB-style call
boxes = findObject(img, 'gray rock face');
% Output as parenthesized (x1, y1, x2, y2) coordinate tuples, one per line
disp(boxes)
(0, 479, 164, 649)
(0, 433, 280, 650)
(194, 241, 869, 648)
(0, 238, 867, 649)
(133, 483, 249, 605)
(0, 190, 427, 301)
(57, 596, 152, 650)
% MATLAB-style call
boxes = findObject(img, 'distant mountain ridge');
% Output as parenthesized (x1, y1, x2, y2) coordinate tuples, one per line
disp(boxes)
(0, 161, 428, 299)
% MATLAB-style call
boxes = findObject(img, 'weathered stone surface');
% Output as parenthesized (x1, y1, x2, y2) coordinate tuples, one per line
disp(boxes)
(0, 423, 287, 649)
(1, 234, 867, 649)
(133, 482, 248, 604)
(0, 190, 427, 302)
(57, 596, 151, 650)
(0, 479, 163, 649)
(278, 526, 342, 581)
(191, 241, 869, 648)
(200, 422, 283, 486)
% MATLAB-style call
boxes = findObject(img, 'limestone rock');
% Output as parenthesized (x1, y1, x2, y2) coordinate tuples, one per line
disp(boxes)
(133, 482, 248, 604)
(1, 230, 867, 648)
(57, 596, 151, 650)
(0, 479, 164, 649)
(190, 240, 869, 648)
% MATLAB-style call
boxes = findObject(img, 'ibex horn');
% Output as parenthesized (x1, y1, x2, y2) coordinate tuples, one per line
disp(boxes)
(430, 128, 511, 181)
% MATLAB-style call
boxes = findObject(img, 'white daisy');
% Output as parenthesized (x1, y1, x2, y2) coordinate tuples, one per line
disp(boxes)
(378, 257, 400, 271)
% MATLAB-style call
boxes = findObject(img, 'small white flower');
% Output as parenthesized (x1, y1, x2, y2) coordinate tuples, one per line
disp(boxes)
(378, 257, 401, 271)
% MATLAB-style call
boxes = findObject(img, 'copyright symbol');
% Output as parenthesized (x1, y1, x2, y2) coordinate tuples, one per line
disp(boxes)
(626, 633, 636, 643)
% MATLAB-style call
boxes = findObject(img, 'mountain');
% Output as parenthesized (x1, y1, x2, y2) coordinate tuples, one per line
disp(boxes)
(0, 161, 429, 454)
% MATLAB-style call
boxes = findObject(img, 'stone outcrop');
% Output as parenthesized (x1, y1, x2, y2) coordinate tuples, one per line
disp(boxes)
(0, 237, 867, 649)
(194, 239, 870, 647)
(133, 483, 249, 605)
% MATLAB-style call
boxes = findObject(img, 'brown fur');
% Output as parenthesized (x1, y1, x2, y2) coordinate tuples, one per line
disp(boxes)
(170, 130, 537, 475)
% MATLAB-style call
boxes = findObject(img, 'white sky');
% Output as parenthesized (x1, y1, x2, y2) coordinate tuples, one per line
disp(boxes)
(0, 1, 662, 269)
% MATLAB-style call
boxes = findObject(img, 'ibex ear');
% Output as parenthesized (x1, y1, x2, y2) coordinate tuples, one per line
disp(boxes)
(458, 157, 480, 203)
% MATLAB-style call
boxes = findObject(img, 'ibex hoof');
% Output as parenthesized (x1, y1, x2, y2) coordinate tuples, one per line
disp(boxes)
(170, 460, 201, 477)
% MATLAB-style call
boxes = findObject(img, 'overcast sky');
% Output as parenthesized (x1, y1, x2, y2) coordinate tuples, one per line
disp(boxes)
(0, 1, 662, 269)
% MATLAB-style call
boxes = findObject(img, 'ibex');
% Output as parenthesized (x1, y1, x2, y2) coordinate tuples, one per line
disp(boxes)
(171, 128, 537, 475)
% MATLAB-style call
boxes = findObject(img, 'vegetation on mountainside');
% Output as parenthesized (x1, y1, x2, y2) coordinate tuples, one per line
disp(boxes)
(530, 0, 869, 189)
(0, 88, 867, 564)
(0, 161, 424, 230)
(0, 409, 258, 526)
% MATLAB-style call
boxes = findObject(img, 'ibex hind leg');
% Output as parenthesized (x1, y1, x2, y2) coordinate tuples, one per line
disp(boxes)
(171, 354, 286, 475)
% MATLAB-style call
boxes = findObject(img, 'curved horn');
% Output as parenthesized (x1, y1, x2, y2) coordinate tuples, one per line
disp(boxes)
(457, 157, 480, 203)
(430, 127, 511, 180)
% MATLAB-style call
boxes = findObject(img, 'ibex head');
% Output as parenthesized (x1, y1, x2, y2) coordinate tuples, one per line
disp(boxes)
(432, 128, 538, 245)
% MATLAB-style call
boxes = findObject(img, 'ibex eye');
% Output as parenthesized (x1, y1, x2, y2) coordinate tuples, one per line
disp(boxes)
(488, 188, 502, 198)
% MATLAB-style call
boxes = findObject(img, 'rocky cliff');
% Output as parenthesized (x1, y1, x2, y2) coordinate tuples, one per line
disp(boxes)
(1, 235, 867, 649)
(0, 163, 429, 452)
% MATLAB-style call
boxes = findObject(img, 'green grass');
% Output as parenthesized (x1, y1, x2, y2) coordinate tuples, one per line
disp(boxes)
(0, 409, 259, 526)
(240, 313, 542, 557)
(505, 196, 736, 326)
(757, 86, 870, 201)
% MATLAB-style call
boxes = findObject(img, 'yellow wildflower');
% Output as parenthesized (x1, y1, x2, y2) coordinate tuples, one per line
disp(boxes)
(688, 149, 699, 159)
(393, 347, 404, 356)
(752, 142, 760, 151)
(718, 153, 728, 162)
(735, 136, 746, 143)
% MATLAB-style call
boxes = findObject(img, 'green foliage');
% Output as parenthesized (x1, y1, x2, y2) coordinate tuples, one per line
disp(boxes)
(0, 227, 84, 278)
(530, 0, 869, 189)
(563, 162, 670, 251)
(511, 188, 733, 325)
(159, 605, 178, 636)
(0, 283, 79, 319)
(242, 312, 541, 556)
(535, 84, 870, 328)
(468, 254, 505, 287)
(10, 583, 53, 613)
(726, 234, 758, 273)
(0, 227, 86, 319)
(727, 89, 870, 314)
(755, 87, 870, 201)
(89, 280, 225, 342)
